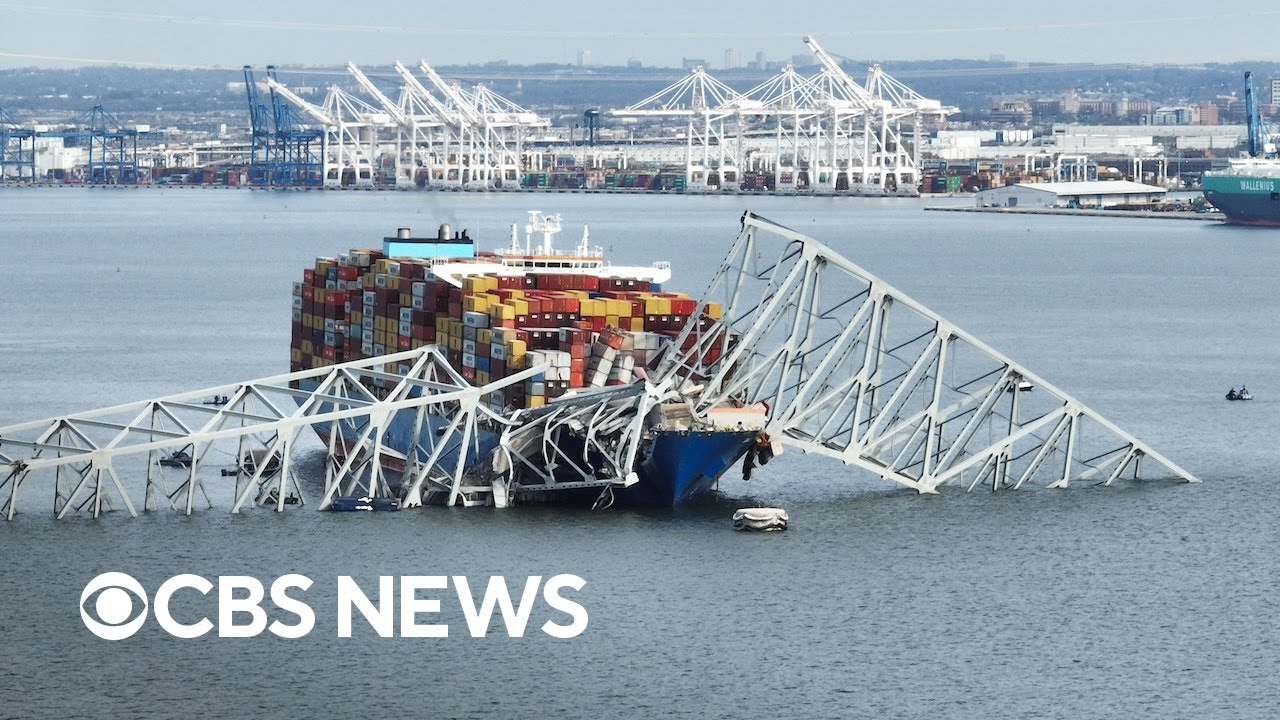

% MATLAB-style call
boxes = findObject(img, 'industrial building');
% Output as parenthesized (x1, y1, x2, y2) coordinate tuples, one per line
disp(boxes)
(976, 180, 1167, 209)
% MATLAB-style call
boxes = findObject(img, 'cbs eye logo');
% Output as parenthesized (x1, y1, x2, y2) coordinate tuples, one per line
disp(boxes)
(79, 572, 149, 640)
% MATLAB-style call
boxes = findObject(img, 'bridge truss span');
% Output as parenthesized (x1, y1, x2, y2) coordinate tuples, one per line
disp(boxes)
(0, 347, 543, 519)
(656, 212, 1198, 493)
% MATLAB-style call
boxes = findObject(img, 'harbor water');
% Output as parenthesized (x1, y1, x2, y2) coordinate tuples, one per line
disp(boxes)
(1, 188, 1278, 718)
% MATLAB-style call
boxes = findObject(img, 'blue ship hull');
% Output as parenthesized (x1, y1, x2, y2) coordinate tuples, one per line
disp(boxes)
(298, 378, 756, 507)
(622, 429, 758, 506)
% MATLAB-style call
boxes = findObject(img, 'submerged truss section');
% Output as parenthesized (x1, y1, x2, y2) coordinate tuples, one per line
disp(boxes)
(495, 381, 667, 507)
(656, 212, 1198, 493)
(0, 347, 541, 519)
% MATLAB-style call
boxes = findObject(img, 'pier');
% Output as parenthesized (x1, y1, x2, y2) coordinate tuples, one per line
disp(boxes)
(926, 205, 1222, 221)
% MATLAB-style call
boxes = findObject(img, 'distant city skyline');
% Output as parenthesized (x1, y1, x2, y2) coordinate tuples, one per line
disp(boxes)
(2, 1, 1279, 70)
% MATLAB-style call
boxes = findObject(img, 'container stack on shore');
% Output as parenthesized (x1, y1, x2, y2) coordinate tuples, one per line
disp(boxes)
(290, 249, 722, 410)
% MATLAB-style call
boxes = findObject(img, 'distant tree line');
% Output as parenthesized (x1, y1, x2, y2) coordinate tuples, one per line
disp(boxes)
(4, 60, 1279, 126)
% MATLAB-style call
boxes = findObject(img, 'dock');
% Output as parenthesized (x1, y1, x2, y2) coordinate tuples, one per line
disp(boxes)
(925, 206, 1222, 221)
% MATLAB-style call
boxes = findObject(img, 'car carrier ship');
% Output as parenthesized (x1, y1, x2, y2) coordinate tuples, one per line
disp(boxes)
(290, 212, 765, 507)
(1201, 160, 1280, 226)
(1201, 72, 1280, 226)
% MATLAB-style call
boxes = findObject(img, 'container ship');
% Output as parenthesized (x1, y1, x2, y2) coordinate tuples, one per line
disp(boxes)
(289, 212, 764, 507)
(1201, 160, 1280, 226)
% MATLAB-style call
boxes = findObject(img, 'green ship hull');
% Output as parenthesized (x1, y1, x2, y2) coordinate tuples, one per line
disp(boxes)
(1202, 171, 1280, 226)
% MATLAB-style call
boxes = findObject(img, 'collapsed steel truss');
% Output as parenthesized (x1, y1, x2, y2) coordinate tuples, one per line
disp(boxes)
(0, 345, 681, 519)
(495, 381, 670, 506)
(0, 215, 1198, 519)
(0, 348, 543, 518)
(656, 212, 1198, 492)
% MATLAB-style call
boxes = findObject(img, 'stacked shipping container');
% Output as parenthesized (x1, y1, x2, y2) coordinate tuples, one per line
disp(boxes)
(290, 249, 723, 411)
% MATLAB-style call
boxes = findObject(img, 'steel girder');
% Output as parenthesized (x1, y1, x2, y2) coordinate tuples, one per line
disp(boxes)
(494, 381, 670, 506)
(0, 348, 541, 519)
(655, 212, 1198, 493)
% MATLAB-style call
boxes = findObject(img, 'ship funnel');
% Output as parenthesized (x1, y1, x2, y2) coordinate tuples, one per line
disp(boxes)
(438, 223, 451, 241)
(396, 227, 411, 240)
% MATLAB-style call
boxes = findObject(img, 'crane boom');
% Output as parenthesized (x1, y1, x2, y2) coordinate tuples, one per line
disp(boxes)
(802, 35, 878, 108)
(347, 63, 409, 126)
(264, 77, 333, 127)
(1245, 71, 1268, 158)
(393, 61, 460, 124)
(243, 66, 268, 138)
(419, 60, 484, 125)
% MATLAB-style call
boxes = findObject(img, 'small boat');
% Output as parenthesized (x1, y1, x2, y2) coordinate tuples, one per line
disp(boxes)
(158, 449, 193, 468)
(1226, 387, 1253, 401)
(202, 395, 230, 406)
(1006, 381, 1034, 393)
(733, 507, 788, 532)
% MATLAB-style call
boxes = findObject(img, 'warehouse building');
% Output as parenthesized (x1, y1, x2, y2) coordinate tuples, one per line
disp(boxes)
(976, 180, 1168, 209)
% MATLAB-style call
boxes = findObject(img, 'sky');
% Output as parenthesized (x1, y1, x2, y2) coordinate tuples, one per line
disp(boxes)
(0, 0, 1278, 71)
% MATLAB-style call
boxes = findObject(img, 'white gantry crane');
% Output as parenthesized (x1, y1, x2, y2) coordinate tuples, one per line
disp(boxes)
(611, 67, 755, 192)
(347, 62, 435, 189)
(264, 62, 550, 190)
(802, 35, 938, 193)
(612, 37, 954, 195)
(738, 62, 879, 193)
(861, 61, 958, 190)
(264, 76, 386, 188)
